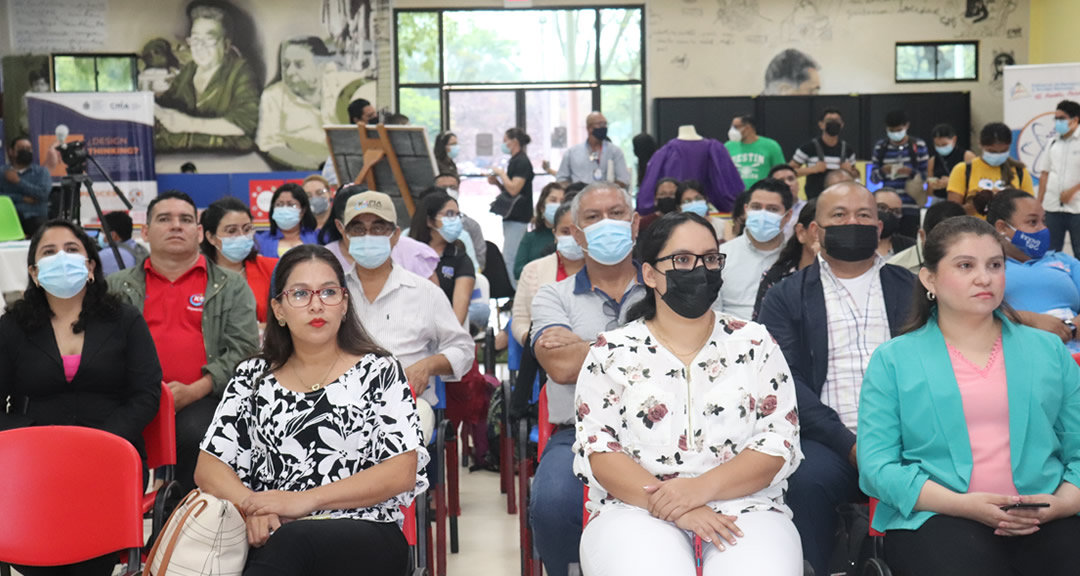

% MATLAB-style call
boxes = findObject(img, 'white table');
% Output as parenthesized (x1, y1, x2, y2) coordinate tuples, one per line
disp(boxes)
(0, 240, 31, 294)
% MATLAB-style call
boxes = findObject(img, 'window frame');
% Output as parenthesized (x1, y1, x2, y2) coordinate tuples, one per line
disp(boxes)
(51, 53, 139, 93)
(393, 5, 646, 134)
(894, 41, 979, 84)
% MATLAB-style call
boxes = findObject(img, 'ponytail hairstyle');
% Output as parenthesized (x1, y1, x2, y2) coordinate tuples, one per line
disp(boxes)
(626, 212, 719, 322)
(505, 127, 531, 150)
(902, 215, 1021, 334)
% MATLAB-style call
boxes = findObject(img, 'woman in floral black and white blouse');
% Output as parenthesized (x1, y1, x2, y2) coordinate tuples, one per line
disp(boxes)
(195, 245, 428, 576)
(573, 212, 804, 576)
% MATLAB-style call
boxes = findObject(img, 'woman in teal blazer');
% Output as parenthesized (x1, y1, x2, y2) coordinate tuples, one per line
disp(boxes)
(857, 216, 1080, 576)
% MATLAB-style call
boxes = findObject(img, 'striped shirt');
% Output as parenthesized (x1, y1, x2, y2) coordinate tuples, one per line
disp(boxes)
(870, 137, 930, 192)
(345, 264, 475, 407)
(819, 254, 891, 432)
(792, 138, 858, 199)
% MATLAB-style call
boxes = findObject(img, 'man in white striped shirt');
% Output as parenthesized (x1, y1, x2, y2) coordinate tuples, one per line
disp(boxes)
(338, 191, 475, 439)
(757, 182, 915, 576)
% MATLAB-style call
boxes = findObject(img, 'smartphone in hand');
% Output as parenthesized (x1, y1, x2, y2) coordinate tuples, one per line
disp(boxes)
(1000, 502, 1051, 511)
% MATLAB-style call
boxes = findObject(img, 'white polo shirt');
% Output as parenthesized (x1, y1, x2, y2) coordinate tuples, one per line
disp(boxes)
(713, 232, 782, 320)
(1038, 127, 1080, 214)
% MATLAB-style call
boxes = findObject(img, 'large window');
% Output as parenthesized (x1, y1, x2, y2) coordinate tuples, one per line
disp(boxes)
(394, 7, 645, 179)
(895, 42, 978, 82)
(53, 54, 138, 92)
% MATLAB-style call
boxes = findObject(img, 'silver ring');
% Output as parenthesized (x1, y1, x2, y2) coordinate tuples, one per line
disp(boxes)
(268, 529, 275, 536)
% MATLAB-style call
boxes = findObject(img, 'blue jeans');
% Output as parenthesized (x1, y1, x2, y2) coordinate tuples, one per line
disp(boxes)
(502, 220, 528, 290)
(787, 439, 861, 576)
(529, 427, 583, 576)
(1045, 211, 1080, 256)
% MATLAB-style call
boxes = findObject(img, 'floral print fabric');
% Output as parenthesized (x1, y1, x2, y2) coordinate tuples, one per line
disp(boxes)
(572, 315, 803, 519)
(201, 355, 430, 525)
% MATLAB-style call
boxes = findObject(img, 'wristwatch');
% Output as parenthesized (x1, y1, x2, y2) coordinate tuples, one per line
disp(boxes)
(1065, 319, 1078, 340)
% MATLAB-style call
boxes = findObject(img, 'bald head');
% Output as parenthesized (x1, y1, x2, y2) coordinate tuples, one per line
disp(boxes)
(586, 111, 607, 130)
(816, 182, 878, 226)
(823, 169, 854, 188)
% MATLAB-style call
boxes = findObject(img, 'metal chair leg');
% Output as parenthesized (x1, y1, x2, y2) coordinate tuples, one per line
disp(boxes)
(502, 379, 516, 512)
(446, 423, 460, 555)
(435, 419, 449, 576)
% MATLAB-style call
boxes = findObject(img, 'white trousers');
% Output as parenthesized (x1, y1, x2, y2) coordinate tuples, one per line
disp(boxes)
(417, 398, 435, 444)
(580, 506, 803, 576)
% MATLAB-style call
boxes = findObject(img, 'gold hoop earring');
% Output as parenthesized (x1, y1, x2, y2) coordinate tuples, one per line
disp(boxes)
(277, 317, 287, 327)
(87, 276, 95, 284)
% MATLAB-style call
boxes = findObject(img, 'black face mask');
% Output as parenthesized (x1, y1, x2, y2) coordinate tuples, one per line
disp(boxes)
(823, 224, 879, 262)
(15, 149, 32, 165)
(656, 197, 677, 214)
(878, 210, 899, 239)
(659, 265, 723, 319)
(591, 127, 608, 141)
(824, 121, 843, 137)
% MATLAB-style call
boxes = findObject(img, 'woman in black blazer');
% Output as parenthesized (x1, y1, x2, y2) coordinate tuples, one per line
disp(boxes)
(0, 219, 161, 576)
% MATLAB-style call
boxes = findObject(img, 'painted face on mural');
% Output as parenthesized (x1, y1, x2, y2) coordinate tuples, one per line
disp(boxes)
(282, 44, 320, 99)
(188, 17, 227, 69)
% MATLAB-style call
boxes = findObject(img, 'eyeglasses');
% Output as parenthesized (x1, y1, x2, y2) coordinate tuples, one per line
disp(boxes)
(277, 286, 347, 308)
(186, 35, 221, 48)
(877, 203, 903, 218)
(654, 252, 726, 272)
(345, 221, 395, 237)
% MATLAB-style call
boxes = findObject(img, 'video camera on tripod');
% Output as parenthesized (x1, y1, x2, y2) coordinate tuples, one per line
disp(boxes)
(54, 124, 134, 271)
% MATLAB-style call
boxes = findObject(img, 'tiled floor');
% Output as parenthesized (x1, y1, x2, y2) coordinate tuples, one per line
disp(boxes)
(446, 467, 524, 576)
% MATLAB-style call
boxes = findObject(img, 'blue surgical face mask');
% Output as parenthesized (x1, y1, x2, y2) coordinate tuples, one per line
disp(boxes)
(439, 215, 463, 243)
(449, 144, 460, 159)
(544, 203, 559, 226)
(349, 234, 393, 269)
(556, 234, 584, 261)
(887, 129, 907, 143)
(97, 232, 109, 249)
(745, 209, 784, 242)
(935, 143, 955, 157)
(983, 151, 1010, 167)
(581, 219, 633, 265)
(272, 206, 302, 230)
(501, 142, 511, 155)
(35, 251, 90, 299)
(1056, 119, 1072, 136)
(219, 234, 254, 263)
(1007, 224, 1051, 259)
(681, 199, 709, 218)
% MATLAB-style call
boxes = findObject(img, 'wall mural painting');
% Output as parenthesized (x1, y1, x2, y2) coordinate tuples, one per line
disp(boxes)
(145, 0, 374, 172)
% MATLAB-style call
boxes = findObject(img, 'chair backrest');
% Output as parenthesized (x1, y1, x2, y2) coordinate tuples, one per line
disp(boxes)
(537, 385, 554, 456)
(482, 241, 516, 300)
(0, 196, 24, 242)
(143, 382, 177, 470)
(0, 426, 144, 566)
(507, 319, 522, 372)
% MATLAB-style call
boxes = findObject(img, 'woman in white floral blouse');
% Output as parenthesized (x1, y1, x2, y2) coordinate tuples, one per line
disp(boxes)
(573, 212, 804, 576)
(195, 245, 429, 576)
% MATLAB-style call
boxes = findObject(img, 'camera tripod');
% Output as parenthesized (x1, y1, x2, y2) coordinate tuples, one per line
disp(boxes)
(55, 145, 133, 271)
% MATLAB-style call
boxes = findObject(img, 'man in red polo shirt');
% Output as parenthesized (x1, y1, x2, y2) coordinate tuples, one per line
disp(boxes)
(109, 191, 258, 492)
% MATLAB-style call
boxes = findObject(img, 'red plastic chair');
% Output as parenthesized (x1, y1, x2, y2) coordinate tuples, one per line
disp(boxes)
(0, 426, 144, 575)
(142, 383, 183, 552)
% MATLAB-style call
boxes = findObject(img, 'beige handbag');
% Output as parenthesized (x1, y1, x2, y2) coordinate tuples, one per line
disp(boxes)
(143, 489, 249, 576)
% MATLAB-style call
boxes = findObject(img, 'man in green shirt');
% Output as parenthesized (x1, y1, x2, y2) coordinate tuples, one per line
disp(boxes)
(725, 114, 786, 190)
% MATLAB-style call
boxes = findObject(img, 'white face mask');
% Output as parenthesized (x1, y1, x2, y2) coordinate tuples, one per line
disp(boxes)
(728, 126, 743, 143)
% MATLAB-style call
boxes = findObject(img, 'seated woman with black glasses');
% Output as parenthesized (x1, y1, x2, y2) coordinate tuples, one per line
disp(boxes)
(573, 211, 804, 576)
(195, 245, 428, 576)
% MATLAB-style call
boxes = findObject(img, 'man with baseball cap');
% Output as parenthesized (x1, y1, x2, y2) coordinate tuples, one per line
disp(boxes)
(338, 191, 474, 438)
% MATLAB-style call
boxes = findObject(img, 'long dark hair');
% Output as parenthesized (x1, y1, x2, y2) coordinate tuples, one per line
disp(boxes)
(200, 197, 257, 264)
(626, 212, 719, 322)
(434, 131, 456, 164)
(902, 216, 1021, 334)
(9, 219, 121, 334)
(764, 197, 818, 284)
(532, 182, 565, 229)
(409, 190, 462, 250)
(986, 187, 1033, 228)
(259, 245, 388, 373)
(268, 183, 318, 235)
(318, 184, 366, 245)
